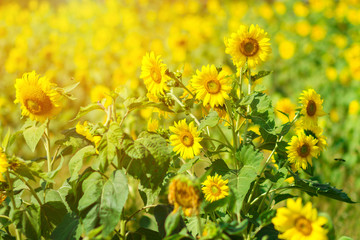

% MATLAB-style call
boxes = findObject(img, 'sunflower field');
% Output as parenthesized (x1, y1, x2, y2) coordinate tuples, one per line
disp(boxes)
(0, 0, 359, 239)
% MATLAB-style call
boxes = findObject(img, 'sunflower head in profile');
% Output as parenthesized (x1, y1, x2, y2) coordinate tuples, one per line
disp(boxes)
(14, 71, 62, 122)
(286, 132, 320, 170)
(201, 174, 229, 203)
(224, 24, 271, 68)
(272, 198, 328, 240)
(169, 119, 202, 160)
(297, 125, 327, 152)
(140, 52, 170, 97)
(191, 65, 231, 108)
(299, 89, 326, 128)
(168, 175, 201, 217)
(0, 148, 8, 182)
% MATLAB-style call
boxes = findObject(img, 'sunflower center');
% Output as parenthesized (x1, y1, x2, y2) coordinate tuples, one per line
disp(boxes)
(240, 38, 259, 57)
(210, 185, 221, 196)
(295, 217, 312, 236)
(205, 79, 221, 94)
(306, 100, 317, 116)
(24, 87, 53, 115)
(175, 182, 195, 208)
(297, 143, 310, 157)
(180, 131, 194, 147)
(150, 67, 162, 84)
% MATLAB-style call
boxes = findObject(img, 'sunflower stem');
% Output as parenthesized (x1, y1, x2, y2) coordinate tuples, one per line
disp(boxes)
(168, 91, 201, 126)
(10, 171, 42, 206)
(225, 101, 238, 169)
(197, 214, 203, 237)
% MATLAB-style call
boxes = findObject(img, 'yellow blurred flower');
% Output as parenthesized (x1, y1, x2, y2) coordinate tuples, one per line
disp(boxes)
(90, 85, 112, 108)
(201, 174, 229, 203)
(349, 100, 359, 115)
(0, 148, 8, 182)
(14, 71, 62, 123)
(330, 109, 339, 123)
(274, 2, 287, 15)
(168, 176, 201, 217)
(295, 20, 311, 37)
(225, 24, 271, 69)
(275, 98, 296, 123)
(147, 118, 159, 132)
(332, 34, 348, 49)
(258, 3, 274, 21)
(279, 40, 296, 60)
(293, 2, 309, 17)
(272, 198, 328, 240)
(311, 25, 327, 42)
(326, 67, 337, 81)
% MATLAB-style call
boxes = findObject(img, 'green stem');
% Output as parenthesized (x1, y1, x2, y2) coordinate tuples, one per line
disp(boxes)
(44, 121, 52, 172)
(216, 125, 232, 149)
(168, 91, 201, 126)
(197, 215, 203, 237)
(225, 101, 238, 169)
(10, 171, 42, 206)
(5, 171, 16, 209)
(120, 219, 126, 239)
(125, 204, 157, 226)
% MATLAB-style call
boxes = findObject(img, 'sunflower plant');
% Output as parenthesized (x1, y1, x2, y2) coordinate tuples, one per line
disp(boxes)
(0, 24, 355, 240)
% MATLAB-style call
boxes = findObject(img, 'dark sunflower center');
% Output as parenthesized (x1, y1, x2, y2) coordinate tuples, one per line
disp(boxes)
(180, 132, 194, 147)
(175, 182, 195, 208)
(295, 217, 312, 236)
(205, 79, 221, 94)
(24, 88, 53, 115)
(297, 143, 310, 158)
(240, 38, 259, 57)
(150, 67, 162, 84)
(306, 100, 317, 116)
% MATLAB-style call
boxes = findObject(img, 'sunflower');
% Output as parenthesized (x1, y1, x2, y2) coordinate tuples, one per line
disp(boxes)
(202, 174, 229, 203)
(299, 89, 326, 128)
(275, 98, 296, 123)
(140, 52, 169, 96)
(0, 148, 8, 182)
(287, 132, 320, 170)
(14, 71, 62, 122)
(76, 121, 101, 149)
(191, 65, 232, 108)
(90, 85, 112, 107)
(272, 198, 328, 240)
(224, 24, 271, 68)
(297, 125, 327, 152)
(147, 118, 159, 132)
(168, 175, 201, 217)
(169, 119, 202, 160)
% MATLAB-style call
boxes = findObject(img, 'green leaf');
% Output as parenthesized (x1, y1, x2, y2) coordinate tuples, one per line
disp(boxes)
(46, 155, 65, 180)
(230, 145, 263, 213)
(63, 81, 80, 93)
(291, 172, 355, 203)
(78, 172, 104, 212)
(51, 213, 80, 240)
(154, 205, 172, 238)
(40, 201, 67, 238)
(71, 103, 104, 122)
(186, 216, 205, 237)
(251, 70, 272, 82)
(222, 220, 248, 236)
(23, 122, 47, 152)
(199, 110, 220, 130)
(273, 194, 295, 204)
(13, 205, 41, 240)
(165, 211, 181, 236)
(1, 128, 11, 151)
(69, 146, 96, 181)
(99, 170, 129, 236)
(177, 157, 198, 174)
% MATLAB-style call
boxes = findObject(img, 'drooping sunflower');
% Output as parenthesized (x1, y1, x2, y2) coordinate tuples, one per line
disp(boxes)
(169, 119, 202, 160)
(297, 125, 327, 152)
(76, 121, 101, 149)
(14, 71, 62, 122)
(140, 52, 170, 96)
(168, 175, 201, 217)
(272, 198, 328, 240)
(0, 148, 8, 182)
(224, 24, 271, 68)
(191, 65, 232, 108)
(201, 174, 229, 203)
(286, 132, 320, 170)
(299, 89, 326, 128)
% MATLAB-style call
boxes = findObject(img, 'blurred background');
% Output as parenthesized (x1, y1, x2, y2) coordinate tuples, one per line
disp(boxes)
(0, 0, 359, 237)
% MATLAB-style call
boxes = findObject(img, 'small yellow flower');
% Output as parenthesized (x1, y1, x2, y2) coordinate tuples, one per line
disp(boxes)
(272, 198, 328, 240)
(90, 85, 112, 107)
(311, 25, 327, 42)
(0, 148, 9, 182)
(201, 174, 229, 203)
(295, 20, 312, 37)
(224, 24, 271, 68)
(349, 100, 359, 115)
(169, 119, 202, 160)
(293, 2, 309, 17)
(286, 132, 320, 170)
(279, 40, 296, 60)
(191, 65, 231, 108)
(168, 176, 201, 217)
(147, 118, 159, 132)
(140, 52, 169, 96)
(326, 67, 337, 81)
(14, 71, 62, 122)
(299, 89, 326, 128)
